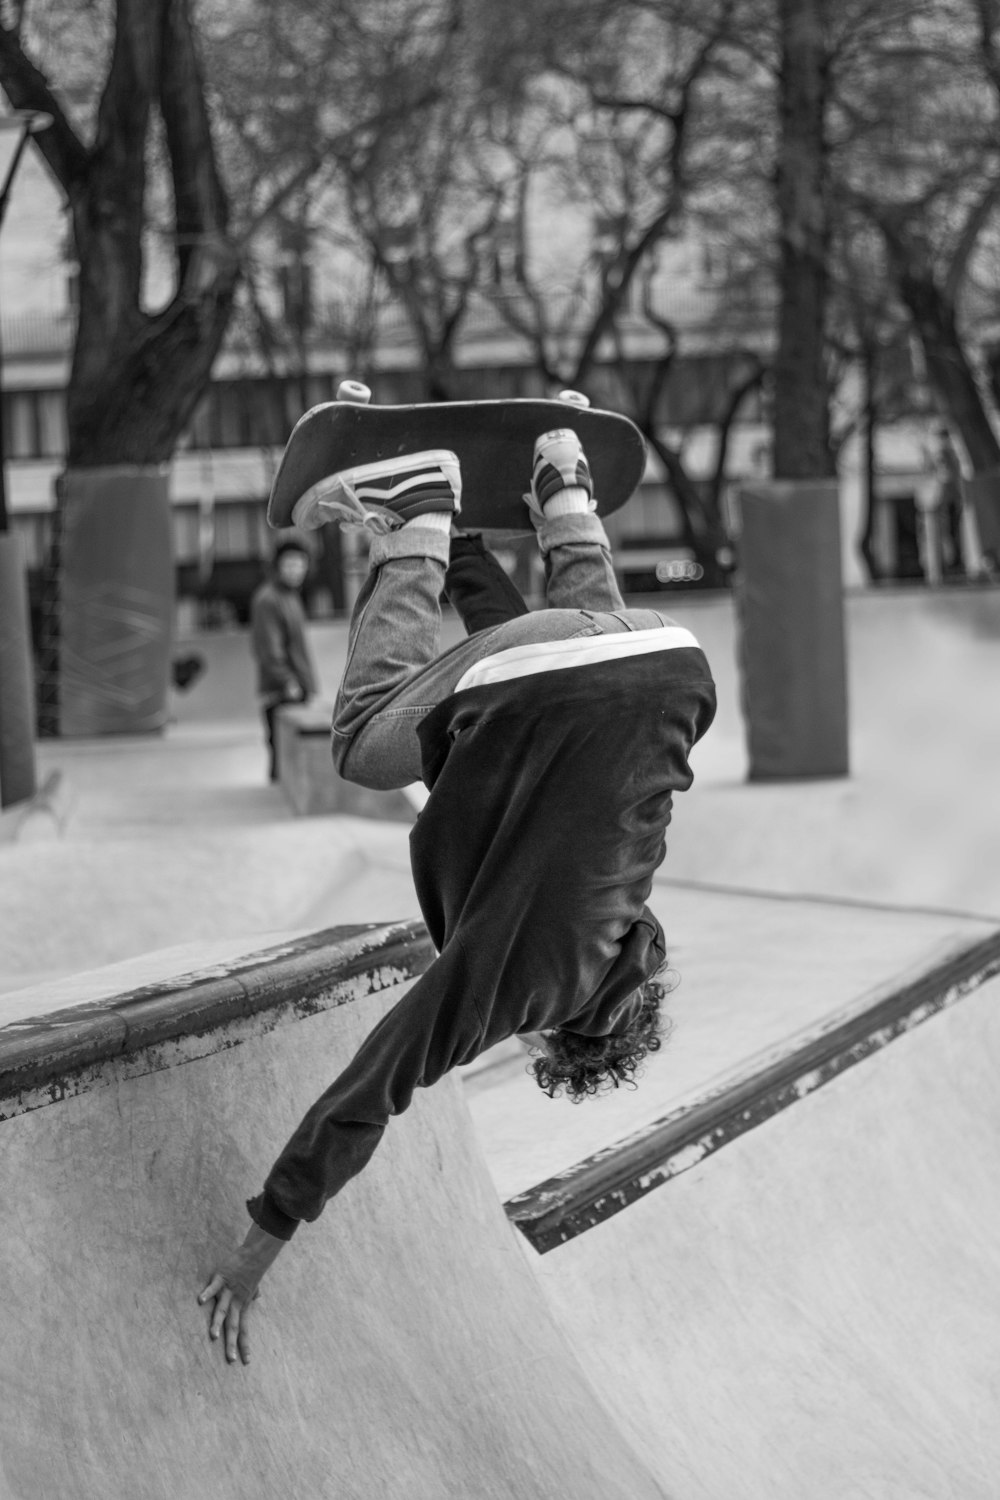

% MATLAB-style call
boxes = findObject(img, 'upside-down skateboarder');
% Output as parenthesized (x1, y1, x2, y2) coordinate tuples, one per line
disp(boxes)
(199, 422, 717, 1363)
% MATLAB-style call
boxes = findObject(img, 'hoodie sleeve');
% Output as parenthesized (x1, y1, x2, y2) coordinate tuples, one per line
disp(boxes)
(285, 596, 319, 698)
(250, 591, 297, 697)
(248, 939, 485, 1238)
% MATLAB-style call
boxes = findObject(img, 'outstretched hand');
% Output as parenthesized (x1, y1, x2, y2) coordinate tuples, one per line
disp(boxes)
(198, 1223, 287, 1366)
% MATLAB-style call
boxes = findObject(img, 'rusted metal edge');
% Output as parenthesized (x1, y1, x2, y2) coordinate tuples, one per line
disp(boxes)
(0, 919, 434, 1119)
(505, 928, 1000, 1255)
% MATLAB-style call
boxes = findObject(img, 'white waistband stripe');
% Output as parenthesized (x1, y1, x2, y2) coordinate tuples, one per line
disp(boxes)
(454, 625, 701, 693)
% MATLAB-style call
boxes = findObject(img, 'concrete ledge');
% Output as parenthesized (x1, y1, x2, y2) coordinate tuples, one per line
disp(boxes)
(276, 703, 419, 821)
(506, 926, 1000, 1252)
(0, 918, 434, 1119)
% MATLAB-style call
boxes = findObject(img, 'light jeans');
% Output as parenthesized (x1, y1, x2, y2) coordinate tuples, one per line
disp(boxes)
(332, 511, 676, 790)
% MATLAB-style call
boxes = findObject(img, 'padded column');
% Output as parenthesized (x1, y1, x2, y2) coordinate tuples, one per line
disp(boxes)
(58, 467, 174, 737)
(0, 532, 37, 806)
(735, 479, 849, 780)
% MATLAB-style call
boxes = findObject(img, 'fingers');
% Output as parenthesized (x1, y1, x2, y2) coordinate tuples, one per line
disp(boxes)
(199, 1280, 255, 1365)
(236, 1308, 252, 1367)
(209, 1286, 233, 1344)
(219, 1295, 252, 1365)
(197, 1272, 226, 1305)
(199, 1253, 265, 1366)
(225, 1302, 240, 1365)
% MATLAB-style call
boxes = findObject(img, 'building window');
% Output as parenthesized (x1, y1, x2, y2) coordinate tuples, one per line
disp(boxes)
(213, 500, 269, 559)
(178, 375, 338, 452)
(213, 383, 249, 449)
(172, 505, 201, 565)
(3, 393, 37, 458)
(12, 512, 50, 569)
(245, 378, 291, 448)
(1, 390, 68, 459)
(37, 391, 68, 455)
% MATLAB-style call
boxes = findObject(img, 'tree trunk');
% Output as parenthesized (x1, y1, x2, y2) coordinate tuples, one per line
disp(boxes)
(644, 433, 729, 588)
(66, 0, 238, 467)
(858, 342, 881, 582)
(737, 0, 847, 780)
(897, 269, 1000, 474)
(38, 0, 239, 733)
(66, 280, 239, 468)
(772, 0, 834, 480)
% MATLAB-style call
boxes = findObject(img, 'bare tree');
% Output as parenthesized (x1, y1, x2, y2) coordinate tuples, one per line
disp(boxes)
(343, 104, 508, 401)
(825, 212, 922, 578)
(769, 0, 836, 477)
(0, 0, 449, 729)
(839, 1, 1000, 473)
(0, 0, 240, 467)
(479, 0, 748, 581)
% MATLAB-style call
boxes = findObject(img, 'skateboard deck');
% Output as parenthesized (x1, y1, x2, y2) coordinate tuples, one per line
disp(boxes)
(267, 389, 646, 531)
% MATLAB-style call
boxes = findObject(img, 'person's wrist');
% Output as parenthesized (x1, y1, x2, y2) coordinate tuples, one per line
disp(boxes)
(243, 1223, 286, 1266)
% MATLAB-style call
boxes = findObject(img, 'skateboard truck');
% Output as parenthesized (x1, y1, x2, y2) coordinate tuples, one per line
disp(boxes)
(335, 380, 588, 410)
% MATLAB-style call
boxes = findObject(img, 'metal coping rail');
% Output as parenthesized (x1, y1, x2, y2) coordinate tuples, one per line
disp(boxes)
(0, 920, 435, 1122)
(7, 918, 998, 1251)
(505, 928, 1000, 1255)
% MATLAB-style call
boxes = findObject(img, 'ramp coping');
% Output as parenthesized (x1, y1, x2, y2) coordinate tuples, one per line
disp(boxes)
(506, 928, 1000, 1254)
(0, 920, 434, 1122)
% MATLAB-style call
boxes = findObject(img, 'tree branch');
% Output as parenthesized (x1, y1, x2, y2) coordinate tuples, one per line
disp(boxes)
(945, 175, 1000, 303)
(91, 0, 162, 182)
(569, 6, 732, 383)
(158, 0, 231, 286)
(711, 354, 766, 505)
(239, 152, 326, 246)
(0, 21, 90, 191)
(571, 194, 679, 382)
(590, 93, 679, 123)
(975, 0, 1000, 97)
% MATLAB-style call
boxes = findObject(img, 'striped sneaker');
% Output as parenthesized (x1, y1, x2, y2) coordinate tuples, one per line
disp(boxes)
(525, 429, 596, 519)
(292, 450, 462, 534)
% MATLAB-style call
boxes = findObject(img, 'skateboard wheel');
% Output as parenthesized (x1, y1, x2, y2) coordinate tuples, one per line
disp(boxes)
(336, 380, 372, 404)
(558, 389, 590, 408)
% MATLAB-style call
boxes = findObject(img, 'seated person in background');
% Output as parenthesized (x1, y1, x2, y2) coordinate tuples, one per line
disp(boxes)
(249, 538, 319, 782)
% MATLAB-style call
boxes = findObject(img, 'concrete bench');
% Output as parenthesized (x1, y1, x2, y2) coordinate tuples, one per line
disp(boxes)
(276, 701, 422, 821)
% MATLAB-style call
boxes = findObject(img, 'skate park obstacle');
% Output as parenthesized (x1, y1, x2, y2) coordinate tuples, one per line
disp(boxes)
(275, 701, 418, 821)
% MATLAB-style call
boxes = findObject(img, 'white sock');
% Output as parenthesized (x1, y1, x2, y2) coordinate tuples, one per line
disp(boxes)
(543, 486, 592, 517)
(403, 509, 453, 534)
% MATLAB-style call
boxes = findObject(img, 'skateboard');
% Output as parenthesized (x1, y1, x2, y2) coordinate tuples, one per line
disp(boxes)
(267, 382, 646, 531)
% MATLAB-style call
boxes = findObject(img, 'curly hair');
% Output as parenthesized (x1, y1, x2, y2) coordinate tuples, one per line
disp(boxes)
(528, 973, 675, 1103)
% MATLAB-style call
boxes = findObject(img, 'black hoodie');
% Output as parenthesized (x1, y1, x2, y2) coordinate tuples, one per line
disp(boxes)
(249, 636, 716, 1239)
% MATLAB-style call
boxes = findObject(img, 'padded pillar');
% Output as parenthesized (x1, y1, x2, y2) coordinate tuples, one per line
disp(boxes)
(58, 467, 174, 737)
(0, 532, 37, 807)
(735, 479, 849, 780)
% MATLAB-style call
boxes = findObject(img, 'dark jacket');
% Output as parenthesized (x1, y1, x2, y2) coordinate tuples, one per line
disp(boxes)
(249, 642, 716, 1239)
(249, 579, 318, 702)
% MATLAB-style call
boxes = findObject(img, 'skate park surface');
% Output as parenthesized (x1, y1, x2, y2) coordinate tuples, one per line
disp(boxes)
(1, 585, 999, 1497)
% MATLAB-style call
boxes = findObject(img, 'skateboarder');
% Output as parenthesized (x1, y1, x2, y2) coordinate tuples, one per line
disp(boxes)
(200, 428, 716, 1363)
(249, 538, 319, 781)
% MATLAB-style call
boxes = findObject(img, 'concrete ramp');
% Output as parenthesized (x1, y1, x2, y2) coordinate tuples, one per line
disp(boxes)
(5, 917, 998, 1498)
(524, 940, 1000, 1499)
(0, 925, 666, 1500)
